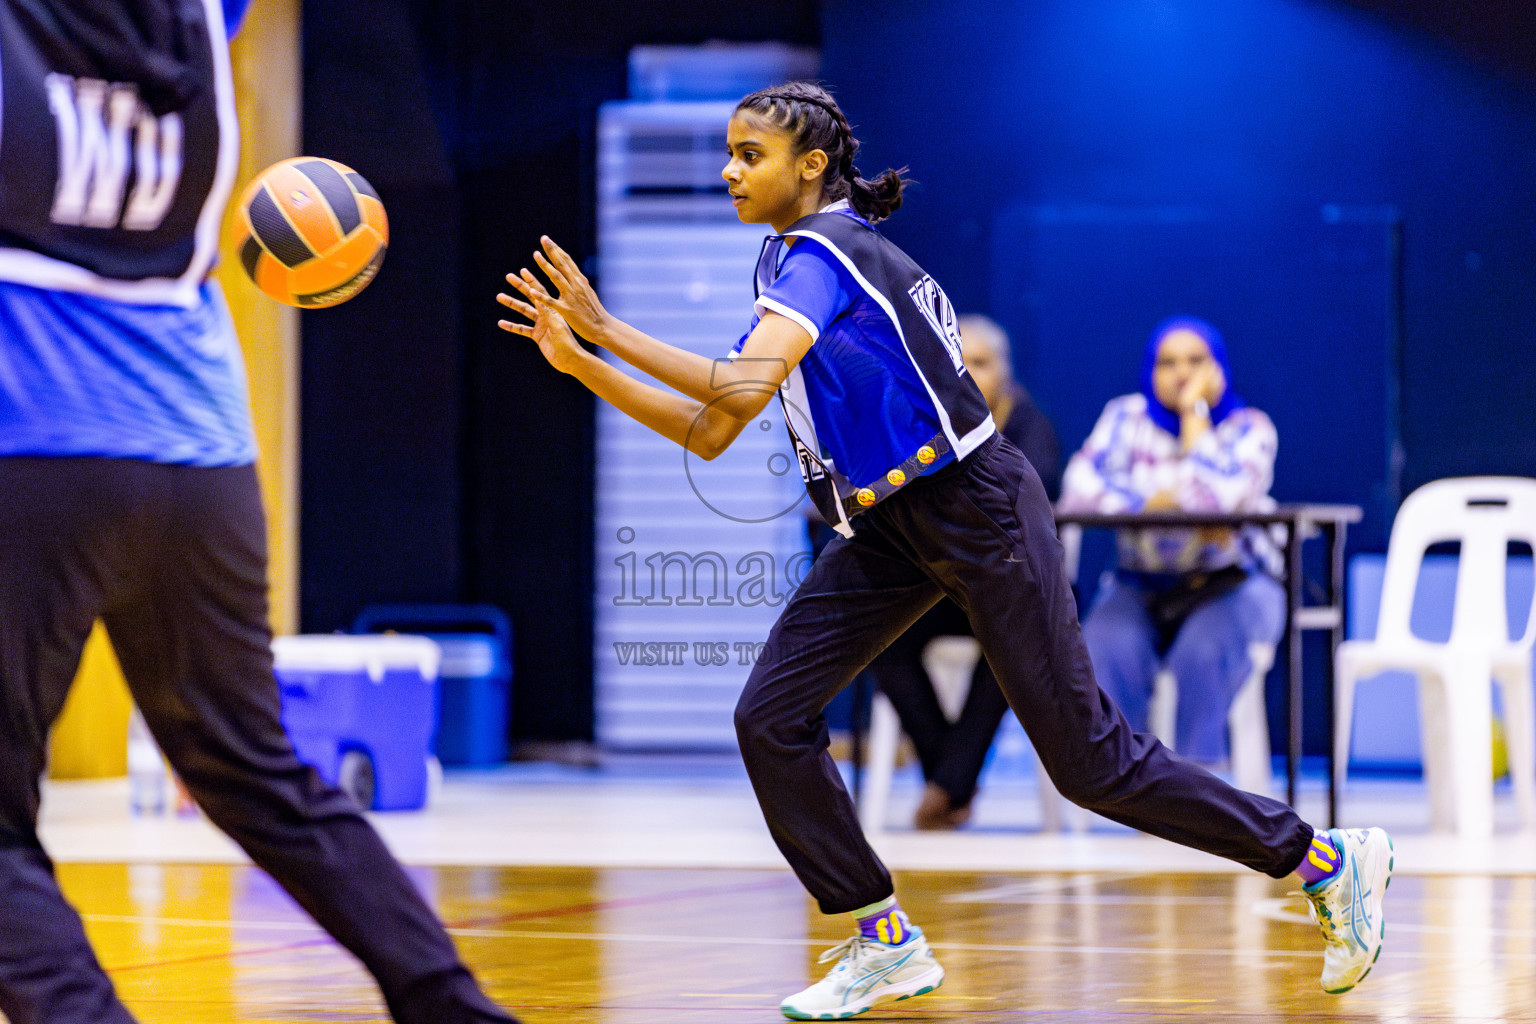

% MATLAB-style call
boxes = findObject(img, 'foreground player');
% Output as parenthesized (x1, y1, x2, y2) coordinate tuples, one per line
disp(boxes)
(499, 81, 1392, 1020)
(0, 2, 517, 1021)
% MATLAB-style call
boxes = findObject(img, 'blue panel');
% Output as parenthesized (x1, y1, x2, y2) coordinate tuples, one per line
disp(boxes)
(823, 0, 1536, 550)
(990, 208, 1395, 553)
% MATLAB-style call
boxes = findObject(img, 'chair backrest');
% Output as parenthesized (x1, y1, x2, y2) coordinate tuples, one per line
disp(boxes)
(1376, 477, 1536, 649)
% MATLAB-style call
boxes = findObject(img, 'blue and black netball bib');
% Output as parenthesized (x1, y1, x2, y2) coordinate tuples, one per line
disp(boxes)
(0, 0, 238, 306)
(0, 0, 254, 466)
(751, 208, 996, 536)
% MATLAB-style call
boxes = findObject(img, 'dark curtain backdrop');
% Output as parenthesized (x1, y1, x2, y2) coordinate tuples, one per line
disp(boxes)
(296, 0, 1532, 753)
(299, 2, 819, 744)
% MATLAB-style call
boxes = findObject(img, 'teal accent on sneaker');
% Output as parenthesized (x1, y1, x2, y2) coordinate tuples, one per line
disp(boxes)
(780, 926, 945, 1020)
(1300, 826, 1394, 994)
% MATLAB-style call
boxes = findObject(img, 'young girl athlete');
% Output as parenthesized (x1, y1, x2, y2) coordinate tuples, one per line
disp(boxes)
(498, 81, 1393, 1021)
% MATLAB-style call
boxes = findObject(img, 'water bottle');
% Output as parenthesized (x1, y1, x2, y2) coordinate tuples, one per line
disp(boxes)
(127, 707, 166, 816)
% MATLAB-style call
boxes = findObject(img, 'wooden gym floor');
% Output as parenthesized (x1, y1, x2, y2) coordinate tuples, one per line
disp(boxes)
(37, 756, 1536, 1022)
(59, 864, 1536, 1022)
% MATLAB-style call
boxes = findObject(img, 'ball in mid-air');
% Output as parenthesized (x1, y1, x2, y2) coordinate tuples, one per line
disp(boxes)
(232, 157, 387, 308)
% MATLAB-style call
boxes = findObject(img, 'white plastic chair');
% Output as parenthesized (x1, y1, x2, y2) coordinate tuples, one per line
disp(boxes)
(858, 636, 1082, 833)
(1334, 477, 1536, 837)
(1147, 642, 1277, 796)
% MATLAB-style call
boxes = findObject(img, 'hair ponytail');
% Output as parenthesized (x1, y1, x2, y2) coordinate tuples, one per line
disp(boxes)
(848, 168, 906, 223)
(735, 82, 910, 224)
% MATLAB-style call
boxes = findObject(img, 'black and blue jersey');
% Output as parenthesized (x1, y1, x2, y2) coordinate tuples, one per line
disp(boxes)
(0, 0, 255, 466)
(734, 202, 995, 536)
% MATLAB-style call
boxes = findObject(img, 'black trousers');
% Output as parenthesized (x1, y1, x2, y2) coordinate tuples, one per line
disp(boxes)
(865, 598, 1010, 808)
(734, 435, 1312, 915)
(0, 458, 513, 1024)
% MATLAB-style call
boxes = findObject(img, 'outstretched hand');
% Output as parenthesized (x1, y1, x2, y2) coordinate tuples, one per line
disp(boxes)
(496, 289, 586, 375)
(500, 236, 612, 345)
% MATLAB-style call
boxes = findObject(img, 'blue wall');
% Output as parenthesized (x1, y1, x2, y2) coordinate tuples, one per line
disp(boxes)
(822, 0, 1536, 755)
(823, 0, 1536, 551)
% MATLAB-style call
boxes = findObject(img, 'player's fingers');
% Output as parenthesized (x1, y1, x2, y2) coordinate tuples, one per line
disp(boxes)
(528, 282, 575, 319)
(504, 271, 547, 301)
(496, 293, 538, 318)
(519, 267, 559, 300)
(533, 251, 570, 290)
(541, 236, 588, 283)
(496, 319, 534, 337)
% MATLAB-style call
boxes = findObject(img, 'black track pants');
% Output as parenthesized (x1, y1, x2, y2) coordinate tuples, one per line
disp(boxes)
(734, 436, 1312, 914)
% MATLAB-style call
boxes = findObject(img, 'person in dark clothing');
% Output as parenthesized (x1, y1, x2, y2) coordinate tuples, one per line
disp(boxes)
(865, 314, 1061, 829)
(0, 3, 518, 1022)
(499, 81, 1392, 1020)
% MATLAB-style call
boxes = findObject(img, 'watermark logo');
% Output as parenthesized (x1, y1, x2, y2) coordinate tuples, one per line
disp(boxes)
(610, 526, 814, 608)
(608, 637, 884, 668)
(679, 357, 812, 525)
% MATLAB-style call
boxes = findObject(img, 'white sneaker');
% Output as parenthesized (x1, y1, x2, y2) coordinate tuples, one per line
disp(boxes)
(780, 927, 944, 1020)
(1300, 827, 1394, 993)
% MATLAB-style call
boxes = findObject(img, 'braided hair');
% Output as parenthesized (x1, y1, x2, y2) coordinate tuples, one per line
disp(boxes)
(734, 82, 908, 224)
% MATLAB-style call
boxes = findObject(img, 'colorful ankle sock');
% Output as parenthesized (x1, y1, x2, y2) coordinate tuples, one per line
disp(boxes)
(1295, 830, 1342, 887)
(854, 896, 913, 946)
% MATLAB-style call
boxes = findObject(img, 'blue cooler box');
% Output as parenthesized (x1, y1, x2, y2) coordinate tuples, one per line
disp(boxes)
(352, 604, 513, 766)
(272, 634, 439, 810)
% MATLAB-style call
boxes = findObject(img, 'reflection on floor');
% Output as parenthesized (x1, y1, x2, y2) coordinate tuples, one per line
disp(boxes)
(58, 862, 1536, 1023)
(30, 753, 1536, 1021)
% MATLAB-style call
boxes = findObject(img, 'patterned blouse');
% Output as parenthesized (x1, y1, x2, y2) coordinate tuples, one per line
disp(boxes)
(1058, 393, 1280, 575)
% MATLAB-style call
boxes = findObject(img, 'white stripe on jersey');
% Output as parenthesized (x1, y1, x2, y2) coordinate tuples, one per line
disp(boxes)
(782, 227, 994, 461)
(754, 294, 821, 342)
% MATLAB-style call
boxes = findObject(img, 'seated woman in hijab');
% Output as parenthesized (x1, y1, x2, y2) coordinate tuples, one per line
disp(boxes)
(1058, 317, 1285, 770)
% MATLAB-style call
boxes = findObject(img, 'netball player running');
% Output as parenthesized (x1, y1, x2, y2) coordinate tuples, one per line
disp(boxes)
(498, 82, 1392, 1020)
(0, 2, 516, 1022)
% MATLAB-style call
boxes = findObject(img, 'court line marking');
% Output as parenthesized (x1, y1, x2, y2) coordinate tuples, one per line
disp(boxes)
(86, 904, 1536, 951)
(1250, 897, 1536, 937)
(98, 875, 798, 976)
(1117, 998, 1219, 1004)
(87, 914, 1332, 961)
(444, 927, 1331, 959)
(676, 991, 1004, 1001)
(445, 926, 1536, 967)
(84, 914, 325, 933)
(87, 885, 1536, 976)
(91, 897, 1536, 941)
(945, 873, 1147, 901)
(953, 894, 1283, 906)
